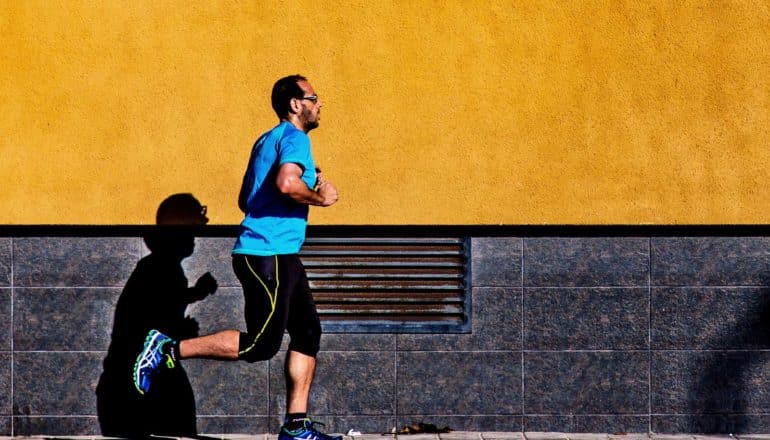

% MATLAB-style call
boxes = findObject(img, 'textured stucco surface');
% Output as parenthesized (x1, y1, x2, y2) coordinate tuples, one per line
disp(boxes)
(1, 1, 768, 224)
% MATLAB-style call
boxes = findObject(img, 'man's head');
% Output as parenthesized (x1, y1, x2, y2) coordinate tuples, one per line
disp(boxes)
(271, 74, 322, 132)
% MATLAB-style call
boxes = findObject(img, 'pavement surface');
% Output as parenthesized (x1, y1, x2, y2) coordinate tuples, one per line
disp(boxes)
(3, 432, 770, 440)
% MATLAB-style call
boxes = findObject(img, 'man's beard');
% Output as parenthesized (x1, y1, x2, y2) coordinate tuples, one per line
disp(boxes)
(306, 119, 319, 131)
(303, 109, 319, 131)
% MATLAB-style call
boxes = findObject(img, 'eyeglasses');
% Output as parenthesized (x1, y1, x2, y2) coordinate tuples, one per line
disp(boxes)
(200, 205, 207, 216)
(298, 95, 318, 103)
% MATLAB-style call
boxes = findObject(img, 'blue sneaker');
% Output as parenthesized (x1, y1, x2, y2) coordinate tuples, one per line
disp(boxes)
(278, 418, 341, 440)
(133, 329, 176, 395)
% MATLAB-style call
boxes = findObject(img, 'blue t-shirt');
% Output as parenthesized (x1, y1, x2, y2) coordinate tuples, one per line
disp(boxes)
(233, 121, 318, 256)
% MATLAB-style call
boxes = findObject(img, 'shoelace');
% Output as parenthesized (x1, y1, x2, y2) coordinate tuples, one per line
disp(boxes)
(137, 332, 166, 370)
(286, 421, 327, 436)
(303, 421, 338, 440)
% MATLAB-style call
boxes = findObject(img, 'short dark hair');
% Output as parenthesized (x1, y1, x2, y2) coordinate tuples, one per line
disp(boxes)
(271, 74, 307, 119)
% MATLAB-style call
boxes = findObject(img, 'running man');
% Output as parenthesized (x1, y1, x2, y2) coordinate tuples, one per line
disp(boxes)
(133, 75, 340, 440)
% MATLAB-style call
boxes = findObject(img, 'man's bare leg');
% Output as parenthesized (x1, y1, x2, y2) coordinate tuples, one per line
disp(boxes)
(179, 330, 240, 360)
(285, 350, 316, 413)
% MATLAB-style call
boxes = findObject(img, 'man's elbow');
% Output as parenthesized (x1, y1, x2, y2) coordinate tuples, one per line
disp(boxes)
(276, 177, 297, 196)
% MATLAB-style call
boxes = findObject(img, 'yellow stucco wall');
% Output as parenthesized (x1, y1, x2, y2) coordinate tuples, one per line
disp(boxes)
(2, 1, 768, 225)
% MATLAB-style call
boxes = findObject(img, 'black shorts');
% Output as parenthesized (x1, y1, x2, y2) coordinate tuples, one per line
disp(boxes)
(232, 254, 321, 362)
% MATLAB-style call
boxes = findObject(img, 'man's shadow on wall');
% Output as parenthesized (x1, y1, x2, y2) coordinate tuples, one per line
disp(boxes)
(96, 193, 217, 438)
(688, 275, 770, 434)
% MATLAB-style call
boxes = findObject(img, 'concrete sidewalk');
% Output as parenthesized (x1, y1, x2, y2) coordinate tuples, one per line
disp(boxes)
(3, 432, 769, 440)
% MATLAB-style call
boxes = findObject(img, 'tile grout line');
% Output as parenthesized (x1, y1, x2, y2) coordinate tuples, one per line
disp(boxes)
(268, 358, 272, 426)
(648, 237, 652, 434)
(395, 331, 399, 428)
(10, 238, 13, 436)
(17, 284, 770, 289)
(521, 238, 525, 424)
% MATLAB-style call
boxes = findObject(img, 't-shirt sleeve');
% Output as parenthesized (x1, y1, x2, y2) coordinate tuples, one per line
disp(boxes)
(278, 131, 311, 170)
(277, 130, 317, 189)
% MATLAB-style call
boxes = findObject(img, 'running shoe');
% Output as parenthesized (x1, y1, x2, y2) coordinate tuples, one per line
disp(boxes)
(133, 329, 176, 395)
(278, 418, 341, 440)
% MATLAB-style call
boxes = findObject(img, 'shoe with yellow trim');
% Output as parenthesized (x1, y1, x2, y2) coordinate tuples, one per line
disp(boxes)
(133, 329, 176, 395)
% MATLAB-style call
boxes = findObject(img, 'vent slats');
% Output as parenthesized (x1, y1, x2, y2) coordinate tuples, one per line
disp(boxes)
(301, 237, 469, 333)
(313, 291, 462, 302)
(303, 259, 464, 268)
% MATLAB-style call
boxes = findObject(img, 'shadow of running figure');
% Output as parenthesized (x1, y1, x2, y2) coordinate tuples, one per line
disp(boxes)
(96, 193, 217, 438)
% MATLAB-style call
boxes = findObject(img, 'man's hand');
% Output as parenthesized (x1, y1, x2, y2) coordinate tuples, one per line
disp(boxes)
(316, 181, 338, 206)
(314, 167, 326, 190)
(276, 163, 339, 207)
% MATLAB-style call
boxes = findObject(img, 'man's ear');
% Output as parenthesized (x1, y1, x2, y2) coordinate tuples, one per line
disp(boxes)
(289, 97, 301, 115)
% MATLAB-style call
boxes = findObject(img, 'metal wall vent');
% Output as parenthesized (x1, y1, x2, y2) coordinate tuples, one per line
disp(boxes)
(300, 237, 470, 333)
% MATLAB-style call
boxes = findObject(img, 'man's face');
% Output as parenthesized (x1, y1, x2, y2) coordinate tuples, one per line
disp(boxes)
(296, 80, 322, 132)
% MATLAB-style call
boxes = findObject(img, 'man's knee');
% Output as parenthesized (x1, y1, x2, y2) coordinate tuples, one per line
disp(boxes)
(287, 319, 321, 357)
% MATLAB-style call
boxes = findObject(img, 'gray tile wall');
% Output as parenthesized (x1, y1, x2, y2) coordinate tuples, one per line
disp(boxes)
(0, 234, 768, 435)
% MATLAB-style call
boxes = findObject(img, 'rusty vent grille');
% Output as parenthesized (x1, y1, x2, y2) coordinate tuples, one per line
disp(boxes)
(300, 237, 470, 333)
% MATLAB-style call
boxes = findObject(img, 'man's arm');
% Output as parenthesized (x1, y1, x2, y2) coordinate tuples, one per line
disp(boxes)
(276, 162, 338, 207)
